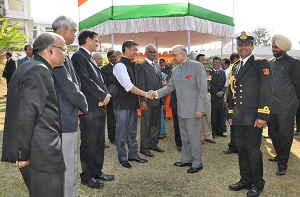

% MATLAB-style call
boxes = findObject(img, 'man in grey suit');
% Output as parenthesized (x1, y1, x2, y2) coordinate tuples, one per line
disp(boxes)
(136, 44, 164, 157)
(151, 45, 207, 173)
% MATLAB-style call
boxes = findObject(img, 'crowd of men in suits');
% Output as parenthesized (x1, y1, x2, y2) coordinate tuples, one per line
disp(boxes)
(1, 13, 300, 197)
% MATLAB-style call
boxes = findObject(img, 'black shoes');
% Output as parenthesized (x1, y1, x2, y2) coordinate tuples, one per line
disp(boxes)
(128, 157, 148, 163)
(177, 146, 182, 152)
(104, 144, 109, 148)
(174, 162, 192, 167)
(263, 135, 271, 138)
(276, 168, 286, 176)
(187, 166, 203, 173)
(216, 133, 227, 137)
(223, 149, 238, 154)
(141, 151, 154, 157)
(151, 146, 164, 152)
(81, 178, 103, 189)
(94, 174, 115, 181)
(247, 186, 264, 197)
(268, 157, 278, 162)
(120, 161, 132, 168)
(294, 131, 300, 136)
(229, 182, 252, 191)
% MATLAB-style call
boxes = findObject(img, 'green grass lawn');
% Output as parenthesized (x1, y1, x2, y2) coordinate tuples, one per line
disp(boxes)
(0, 64, 299, 196)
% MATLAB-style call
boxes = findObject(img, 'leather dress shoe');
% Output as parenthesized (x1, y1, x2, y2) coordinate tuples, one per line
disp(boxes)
(217, 133, 227, 137)
(229, 182, 252, 191)
(294, 131, 300, 136)
(247, 187, 264, 197)
(174, 162, 192, 167)
(110, 141, 116, 145)
(223, 149, 238, 154)
(187, 166, 203, 173)
(104, 144, 109, 148)
(128, 157, 148, 163)
(151, 146, 164, 152)
(268, 157, 278, 162)
(205, 139, 216, 144)
(120, 161, 132, 168)
(177, 146, 182, 152)
(94, 174, 114, 181)
(81, 178, 103, 189)
(263, 135, 271, 138)
(141, 151, 154, 157)
(276, 168, 286, 176)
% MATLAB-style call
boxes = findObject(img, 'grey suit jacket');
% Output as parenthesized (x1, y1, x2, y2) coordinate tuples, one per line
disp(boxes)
(156, 59, 207, 118)
(136, 60, 163, 106)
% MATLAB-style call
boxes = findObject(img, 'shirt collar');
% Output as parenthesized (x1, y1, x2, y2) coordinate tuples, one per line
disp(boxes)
(241, 53, 252, 64)
(145, 58, 154, 65)
(80, 46, 92, 56)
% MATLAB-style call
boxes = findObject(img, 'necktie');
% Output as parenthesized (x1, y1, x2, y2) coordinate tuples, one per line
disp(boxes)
(152, 63, 159, 75)
(236, 61, 244, 75)
(215, 70, 218, 75)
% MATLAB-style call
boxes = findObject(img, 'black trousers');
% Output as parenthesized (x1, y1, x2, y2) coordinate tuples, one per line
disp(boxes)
(106, 100, 116, 143)
(79, 115, 105, 181)
(140, 105, 161, 153)
(234, 125, 264, 189)
(172, 107, 182, 147)
(296, 104, 300, 132)
(211, 101, 225, 136)
(228, 125, 237, 151)
(20, 165, 64, 197)
(268, 113, 295, 170)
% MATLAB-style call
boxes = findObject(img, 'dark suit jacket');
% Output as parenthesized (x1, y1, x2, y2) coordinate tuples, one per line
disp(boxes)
(102, 62, 118, 97)
(210, 69, 226, 103)
(136, 60, 163, 106)
(1, 55, 65, 173)
(71, 48, 108, 119)
(2, 58, 16, 78)
(52, 56, 88, 133)
(269, 53, 300, 114)
(228, 55, 272, 125)
(17, 56, 30, 67)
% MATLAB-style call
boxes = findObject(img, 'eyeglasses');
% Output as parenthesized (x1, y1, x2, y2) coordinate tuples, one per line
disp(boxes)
(53, 45, 68, 53)
(148, 51, 156, 54)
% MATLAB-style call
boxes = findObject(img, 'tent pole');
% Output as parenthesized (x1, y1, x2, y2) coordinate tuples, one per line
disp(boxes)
(187, 30, 191, 54)
(111, 33, 114, 50)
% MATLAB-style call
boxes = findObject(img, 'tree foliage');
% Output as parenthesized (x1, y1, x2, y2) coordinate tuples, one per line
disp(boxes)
(252, 27, 271, 47)
(0, 18, 29, 51)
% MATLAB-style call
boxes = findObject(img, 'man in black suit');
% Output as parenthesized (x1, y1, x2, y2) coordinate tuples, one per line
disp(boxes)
(2, 52, 16, 88)
(268, 34, 300, 176)
(72, 29, 114, 189)
(136, 44, 164, 157)
(223, 53, 240, 154)
(1, 32, 67, 197)
(210, 56, 227, 137)
(169, 69, 182, 151)
(228, 31, 272, 197)
(102, 50, 118, 145)
(159, 58, 171, 77)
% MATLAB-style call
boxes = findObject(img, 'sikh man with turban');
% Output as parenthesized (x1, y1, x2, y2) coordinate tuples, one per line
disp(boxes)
(268, 34, 300, 176)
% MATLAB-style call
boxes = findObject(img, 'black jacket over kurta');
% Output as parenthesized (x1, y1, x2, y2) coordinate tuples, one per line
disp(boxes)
(228, 55, 272, 125)
(113, 56, 139, 110)
(269, 53, 300, 115)
(1, 55, 65, 173)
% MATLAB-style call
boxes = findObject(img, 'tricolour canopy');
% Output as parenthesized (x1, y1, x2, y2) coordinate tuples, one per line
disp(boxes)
(78, 0, 235, 49)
